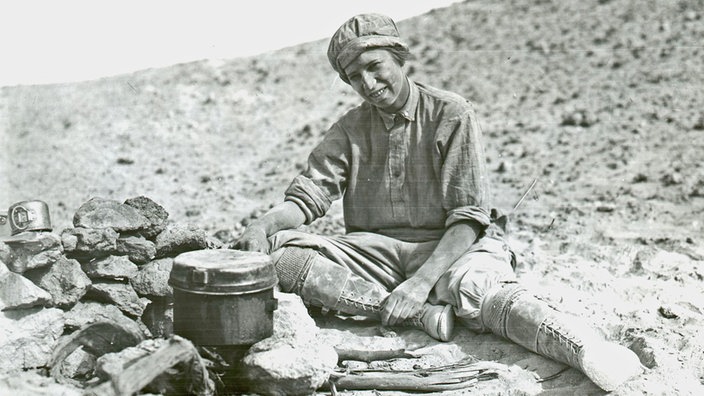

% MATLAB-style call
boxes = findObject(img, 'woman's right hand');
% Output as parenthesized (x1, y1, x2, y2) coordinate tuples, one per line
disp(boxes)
(233, 225, 270, 253)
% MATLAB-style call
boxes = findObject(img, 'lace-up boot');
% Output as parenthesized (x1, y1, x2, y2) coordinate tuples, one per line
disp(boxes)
(479, 282, 642, 391)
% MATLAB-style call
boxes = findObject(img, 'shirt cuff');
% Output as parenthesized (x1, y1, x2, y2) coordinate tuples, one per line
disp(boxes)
(445, 206, 492, 229)
(284, 175, 333, 224)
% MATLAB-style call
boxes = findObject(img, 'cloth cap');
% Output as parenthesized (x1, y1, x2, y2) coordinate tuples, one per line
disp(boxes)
(327, 13, 408, 83)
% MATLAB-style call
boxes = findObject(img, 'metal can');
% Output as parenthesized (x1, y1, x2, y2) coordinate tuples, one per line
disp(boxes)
(169, 249, 278, 346)
(0, 200, 53, 235)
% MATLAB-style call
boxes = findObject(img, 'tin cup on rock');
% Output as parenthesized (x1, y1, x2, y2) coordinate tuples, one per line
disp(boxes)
(0, 200, 52, 236)
(169, 249, 278, 346)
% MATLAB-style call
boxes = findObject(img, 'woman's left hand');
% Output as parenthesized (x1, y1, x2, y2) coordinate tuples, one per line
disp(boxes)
(381, 277, 432, 326)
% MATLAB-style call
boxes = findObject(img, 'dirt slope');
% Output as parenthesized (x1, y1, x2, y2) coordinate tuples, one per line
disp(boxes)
(1, 0, 703, 394)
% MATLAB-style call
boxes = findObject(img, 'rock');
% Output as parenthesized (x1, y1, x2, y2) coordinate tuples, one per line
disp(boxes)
(81, 255, 138, 280)
(131, 258, 173, 297)
(73, 197, 150, 233)
(0, 242, 11, 264)
(0, 307, 65, 371)
(64, 301, 151, 338)
(95, 338, 165, 380)
(61, 227, 119, 259)
(60, 346, 97, 380)
(154, 223, 216, 258)
(124, 196, 169, 238)
(0, 261, 52, 310)
(0, 371, 82, 396)
(271, 292, 318, 341)
(2, 231, 63, 272)
(239, 291, 337, 395)
(141, 296, 173, 338)
(24, 257, 91, 308)
(115, 235, 156, 264)
(88, 281, 150, 317)
(240, 342, 337, 396)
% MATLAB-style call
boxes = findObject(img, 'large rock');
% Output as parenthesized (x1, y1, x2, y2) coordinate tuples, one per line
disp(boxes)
(0, 261, 52, 310)
(0, 307, 65, 371)
(25, 257, 91, 308)
(2, 231, 63, 272)
(81, 255, 138, 280)
(154, 223, 217, 258)
(124, 196, 169, 239)
(88, 281, 150, 317)
(241, 342, 338, 396)
(64, 301, 151, 338)
(115, 235, 156, 264)
(130, 258, 173, 297)
(61, 227, 119, 259)
(73, 197, 150, 233)
(239, 292, 337, 396)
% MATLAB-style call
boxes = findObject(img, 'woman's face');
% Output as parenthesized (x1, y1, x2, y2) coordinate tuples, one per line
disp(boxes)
(343, 48, 410, 113)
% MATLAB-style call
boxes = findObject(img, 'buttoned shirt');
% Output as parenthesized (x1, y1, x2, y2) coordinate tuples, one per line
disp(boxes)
(285, 79, 491, 242)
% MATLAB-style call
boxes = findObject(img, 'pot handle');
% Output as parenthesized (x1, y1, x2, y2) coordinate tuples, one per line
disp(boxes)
(0, 214, 6, 225)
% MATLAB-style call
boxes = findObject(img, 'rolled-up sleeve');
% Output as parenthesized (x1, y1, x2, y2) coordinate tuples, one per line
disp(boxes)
(437, 106, 491, 228)
(284, 124, 350, 224)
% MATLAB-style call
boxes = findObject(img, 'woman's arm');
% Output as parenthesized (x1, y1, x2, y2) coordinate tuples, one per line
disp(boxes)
(381, 220, 482, 325)
(233, 200, 307, 253)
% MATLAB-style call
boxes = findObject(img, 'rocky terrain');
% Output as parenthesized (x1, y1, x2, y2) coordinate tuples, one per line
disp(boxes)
(1, 0, 703, 394)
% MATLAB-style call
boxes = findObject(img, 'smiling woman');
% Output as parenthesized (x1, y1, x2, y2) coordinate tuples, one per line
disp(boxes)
(0, 0, 460, 87)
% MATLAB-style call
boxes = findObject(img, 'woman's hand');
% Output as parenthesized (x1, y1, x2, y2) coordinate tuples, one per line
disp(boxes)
(381, 277, 432, 326)
(233, 225, 270, 253)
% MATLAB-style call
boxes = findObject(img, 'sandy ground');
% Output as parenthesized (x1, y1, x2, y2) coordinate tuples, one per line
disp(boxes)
(1, 0, 703, 394)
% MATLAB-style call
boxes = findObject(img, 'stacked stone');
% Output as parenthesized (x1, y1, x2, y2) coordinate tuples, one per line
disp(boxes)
(0, 196, 218, 382)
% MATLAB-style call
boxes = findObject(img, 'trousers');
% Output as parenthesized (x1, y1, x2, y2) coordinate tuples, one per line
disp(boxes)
(269, 223, 516, 331)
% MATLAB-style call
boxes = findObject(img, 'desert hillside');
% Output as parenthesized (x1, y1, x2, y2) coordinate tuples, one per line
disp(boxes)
(1, 0, 703, 394)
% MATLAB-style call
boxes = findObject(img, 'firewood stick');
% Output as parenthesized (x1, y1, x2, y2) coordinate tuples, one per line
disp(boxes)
(326, 359, 505, 392)
(85, 336, 214, 396)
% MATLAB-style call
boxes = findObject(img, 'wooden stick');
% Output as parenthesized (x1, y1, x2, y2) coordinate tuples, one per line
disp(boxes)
(327, 359, 507, 392)
(85, 336, 214, 396)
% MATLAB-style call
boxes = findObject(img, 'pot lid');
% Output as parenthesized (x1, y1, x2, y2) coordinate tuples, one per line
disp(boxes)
(169, 249, 277, 294)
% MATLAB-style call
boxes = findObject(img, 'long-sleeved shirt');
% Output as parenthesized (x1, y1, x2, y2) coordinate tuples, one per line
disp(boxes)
(285, 79, 491, 243)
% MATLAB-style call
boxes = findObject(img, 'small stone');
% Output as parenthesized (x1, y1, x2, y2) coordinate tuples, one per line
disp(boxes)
(0, 262, 52, 310)
(2, 231, 63, 272)
(131, 258, 173, 297)
(88, 281, 150, 317)
(73, 197, 151, 233)
(82, 255, 139, 280)
(24, 257, 91, 308)
(124, 196, 169, 238)
(60, 346, 97, 379)
(0, 307, 65, 371)
(61, 227, 119, 260)
(270, 292, 318, 342)
(116, 235, 156, 264)
(154, 223, 216, 258)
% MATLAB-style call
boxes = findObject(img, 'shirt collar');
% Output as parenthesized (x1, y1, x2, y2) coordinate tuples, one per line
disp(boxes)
(377, 78, 419, 130)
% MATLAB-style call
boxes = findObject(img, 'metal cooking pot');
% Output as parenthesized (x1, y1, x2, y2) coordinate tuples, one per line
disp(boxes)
(169, 249, 278, 346)
(0, 200, 53, 235)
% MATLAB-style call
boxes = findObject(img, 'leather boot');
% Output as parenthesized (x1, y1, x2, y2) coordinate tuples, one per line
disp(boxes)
(274, 246, 455, 341)
(479, 282, 642, 391)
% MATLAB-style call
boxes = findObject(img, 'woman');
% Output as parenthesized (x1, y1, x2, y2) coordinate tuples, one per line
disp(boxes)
(235, 13, 641, 391)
